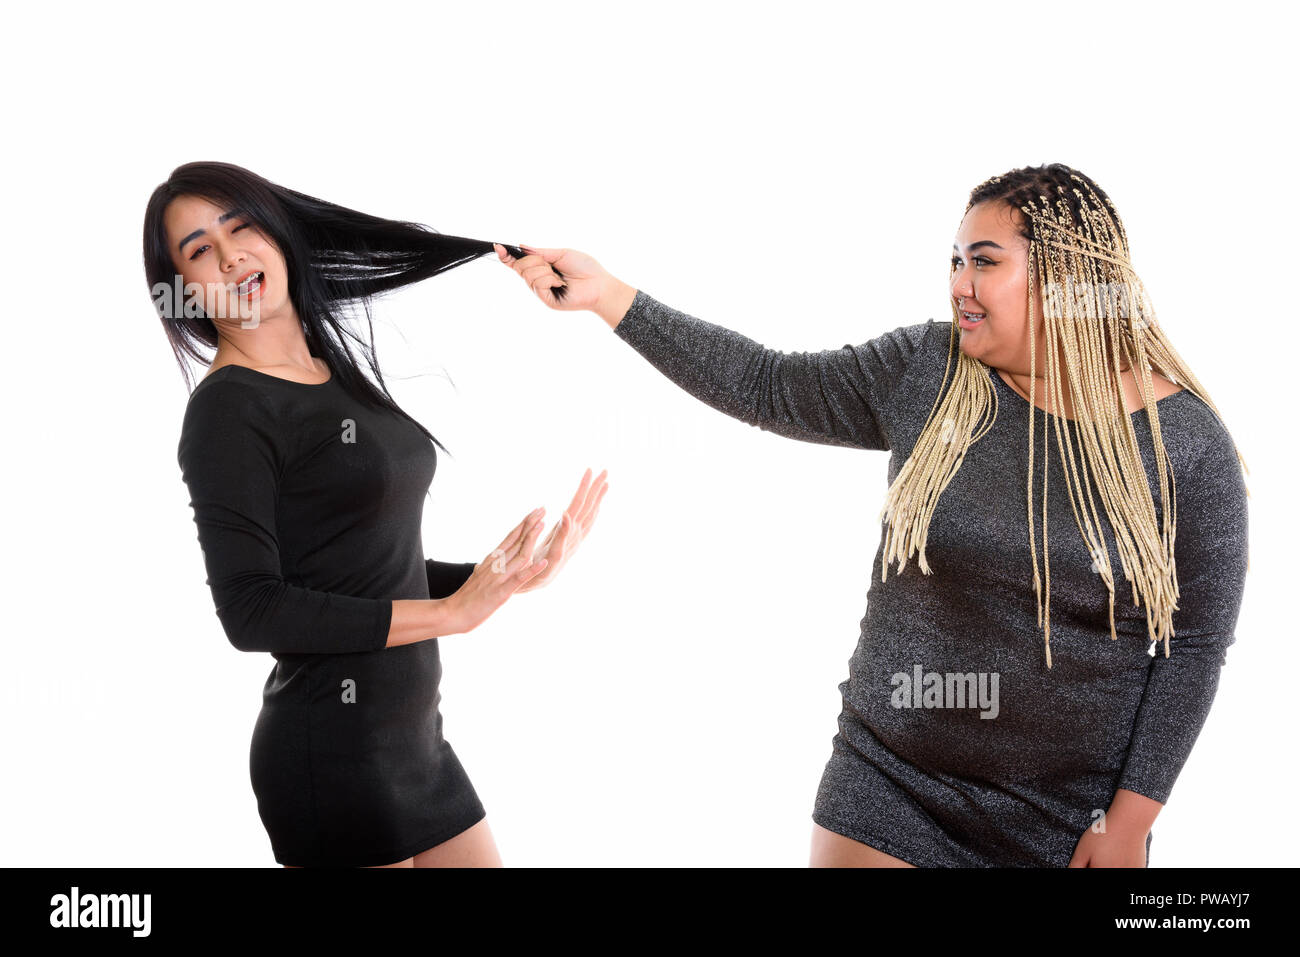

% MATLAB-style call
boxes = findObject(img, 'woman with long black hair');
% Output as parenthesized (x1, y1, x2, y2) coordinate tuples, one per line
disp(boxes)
(494, 163, 1249, 867)
(146, 161, 608, 867)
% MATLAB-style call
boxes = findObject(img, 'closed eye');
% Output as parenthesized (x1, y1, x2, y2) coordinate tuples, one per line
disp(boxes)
(188, 221, 253, 261)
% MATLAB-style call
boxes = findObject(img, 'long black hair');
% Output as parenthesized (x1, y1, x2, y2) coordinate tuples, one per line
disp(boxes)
(143, 160, 558, 455)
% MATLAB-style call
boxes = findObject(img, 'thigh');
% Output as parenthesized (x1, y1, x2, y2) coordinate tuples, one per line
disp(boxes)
(810, 822, 916, 868)
(412, 817, 502, 868)
(282, 857, 414, 868)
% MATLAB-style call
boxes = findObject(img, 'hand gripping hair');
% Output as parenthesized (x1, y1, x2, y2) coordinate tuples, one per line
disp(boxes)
(876, 163, 1250, 668)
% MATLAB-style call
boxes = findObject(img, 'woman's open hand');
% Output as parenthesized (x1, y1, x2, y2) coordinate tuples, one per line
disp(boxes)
(493, 243, 636, 326)
(1067, 822, 1150, 867)
(514, 468, 609, 593)
(443, 506, 551, 634)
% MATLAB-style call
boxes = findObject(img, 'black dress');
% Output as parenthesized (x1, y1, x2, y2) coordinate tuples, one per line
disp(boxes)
(177, 364, 486, 867)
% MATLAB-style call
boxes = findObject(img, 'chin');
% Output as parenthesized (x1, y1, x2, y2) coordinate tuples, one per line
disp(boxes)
(957, 335, 983, 360)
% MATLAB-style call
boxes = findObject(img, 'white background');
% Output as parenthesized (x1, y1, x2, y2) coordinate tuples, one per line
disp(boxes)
(3, 0, 1293, 867)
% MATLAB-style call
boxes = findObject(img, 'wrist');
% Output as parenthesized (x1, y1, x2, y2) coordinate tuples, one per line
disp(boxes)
(1106, 788, 1162, 835)
(595, 277, 637, 330)
(429, 595, 466, 638)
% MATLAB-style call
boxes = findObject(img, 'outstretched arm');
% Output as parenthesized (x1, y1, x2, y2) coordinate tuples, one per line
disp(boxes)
(494, 246, 930, 452)
(605, 285, 928, 451)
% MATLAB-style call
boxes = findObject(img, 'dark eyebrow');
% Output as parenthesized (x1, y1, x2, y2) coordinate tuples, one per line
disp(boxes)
(951, 240, 1005, 253)
(177, 207, 247, 254)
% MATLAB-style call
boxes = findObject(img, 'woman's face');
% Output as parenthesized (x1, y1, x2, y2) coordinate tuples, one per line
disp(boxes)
(949, 200, 1045, 375)
(164, 194, 289, 329)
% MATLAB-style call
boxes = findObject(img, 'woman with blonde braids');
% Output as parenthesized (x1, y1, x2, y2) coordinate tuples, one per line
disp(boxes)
(494, 163, 1249, 867)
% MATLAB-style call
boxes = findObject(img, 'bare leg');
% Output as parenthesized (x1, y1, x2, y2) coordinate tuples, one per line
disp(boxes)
(810, 822, 916, 867)
(412, 817, 502, 868)
(283, 856, 414, 868)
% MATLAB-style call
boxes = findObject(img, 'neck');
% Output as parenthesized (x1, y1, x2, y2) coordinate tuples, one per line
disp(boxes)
(998, 360, 1139, 419)
(212, 307, 317, 373)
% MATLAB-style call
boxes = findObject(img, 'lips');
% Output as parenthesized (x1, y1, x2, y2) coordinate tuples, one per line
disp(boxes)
(236, 271, 264, 294)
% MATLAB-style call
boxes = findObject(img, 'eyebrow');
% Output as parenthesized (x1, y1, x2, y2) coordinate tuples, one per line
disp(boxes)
(952, 241, 1005, 253)
(177, 207, 246, 254)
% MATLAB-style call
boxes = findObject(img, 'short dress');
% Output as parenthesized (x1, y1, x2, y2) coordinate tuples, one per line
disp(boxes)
(612, 289, 1249, 867)
(178, 364, 486, 867)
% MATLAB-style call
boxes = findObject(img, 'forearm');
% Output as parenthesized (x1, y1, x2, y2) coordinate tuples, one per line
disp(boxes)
(602, 285, 901, 450)
(385, 598, 465, 648)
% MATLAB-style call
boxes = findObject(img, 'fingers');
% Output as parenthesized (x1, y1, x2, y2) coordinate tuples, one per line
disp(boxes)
(550, 472, 607, 562)
(496, 507, 544, 555)
(494, 242, 539, 274)
(537, 520, 559, 553)
(483, 470, 607, 582)
(523, 267, 562, 298)
(507, 517, 548, 577)
(520, 243, 563, 262)
(516, 557, 548, 586)
(494, 242, 539, 264)
(578, 481, 609, 537)
(585, 481, 608, 535)
(494, 244, 567, 302)
(507, 511, 545, 565)
(574, 471, 609, 534)
(564, 468, 594, 513)
(548, 513, 573, 556)
(495, 242, 559, 271)
(569, 468, 605, 510)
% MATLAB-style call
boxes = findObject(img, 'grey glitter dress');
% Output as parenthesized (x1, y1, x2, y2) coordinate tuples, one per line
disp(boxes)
(613, 289, 1249, 867)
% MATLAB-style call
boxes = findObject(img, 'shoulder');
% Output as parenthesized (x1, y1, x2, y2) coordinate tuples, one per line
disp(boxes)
(1156, 391, 1246, 505)
(1161, 391, 1237, 459)
(867, 318, 953, 388)
(924, 318, 954, 348)
(890, 318, 953, 369)
(178, 372, 286, 468)
(183, 369, 275, 428)
(876, 317, 947, 349)
(1151, 370, 1183, 401)
(860, 318, 947, 367)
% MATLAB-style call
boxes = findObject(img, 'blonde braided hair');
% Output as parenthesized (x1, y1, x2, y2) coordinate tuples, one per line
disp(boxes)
(878, 165, 1249, 668)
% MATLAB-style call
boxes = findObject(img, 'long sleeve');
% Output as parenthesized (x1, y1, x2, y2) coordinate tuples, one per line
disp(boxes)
(1114, 428, 1249, 804)
(425, 559, 476, 599)
(612, 289, 931, 451)
(177, 380, 393, 654)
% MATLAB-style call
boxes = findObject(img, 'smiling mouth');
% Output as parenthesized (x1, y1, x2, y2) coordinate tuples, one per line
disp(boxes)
(236, 271, 264, 295)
